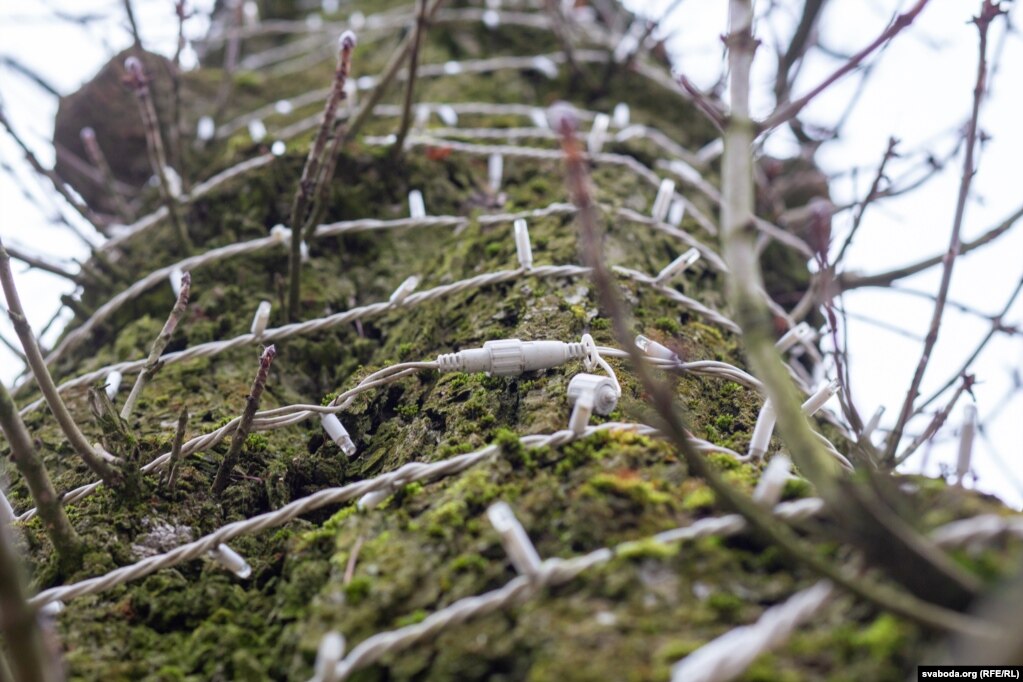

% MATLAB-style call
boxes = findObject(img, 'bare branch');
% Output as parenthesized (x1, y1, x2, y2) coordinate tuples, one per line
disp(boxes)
(839, 202, 1023, 291)
(119, 271, 191, 421)
(392, 0, 429, 155)
(0, 379, 83, 569)
(211, 345, 277, 496)
(760, 0, 931, 133)
(884, 2, 1003, 464)
(0, 238, 122, 488)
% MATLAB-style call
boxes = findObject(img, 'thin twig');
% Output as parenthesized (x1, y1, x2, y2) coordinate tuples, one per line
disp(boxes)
(760, 0, 931, 133)
(884, 2, 1002, 464)
(675, 72, 726, 132)
(80, 127, 134, 222)
(0, 238, 122, 488)
(392, 0, 429, 155)
(0, 379, 83, 569)
(911, 270, 1023, 418)
(839, 202, 1023, 290)
(122, 0, 143, 48)
(894, 374, 975, 466)
(164, 407, 189, 492)
(286, 31, 357, 318)
(0, 508, 61, 682)
(832, 136, 898, 268)
(125, 56, 192, 253)
(211, 345, 277, 495)
(119, 271, 191, 420)
(2, 244, 84, 285)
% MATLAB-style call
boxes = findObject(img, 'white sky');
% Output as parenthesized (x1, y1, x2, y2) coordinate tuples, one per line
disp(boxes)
(1, 0, 1021, 507)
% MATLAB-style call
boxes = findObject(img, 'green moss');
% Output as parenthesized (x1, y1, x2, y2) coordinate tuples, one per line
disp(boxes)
(584, 472, 671, 506)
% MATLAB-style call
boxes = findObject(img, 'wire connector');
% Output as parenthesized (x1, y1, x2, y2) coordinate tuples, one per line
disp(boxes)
(321, 413, 357, 456)
(567, 373, 618, 416)
(487, 502, 542, 577)
(635, 335, 680, 364)
(212, 543, 252, 578)
(105, 370, 123, 400)
(250, 300, 271, 338)
(514, 219, 533, 270)
(654, 248, 700, 285)
(389, 275, 420, 304)
(651, 178, 676, 223)
(437, 339, 585, 376)
(408, 189, 426, 219)
(588, 113, 610, 155)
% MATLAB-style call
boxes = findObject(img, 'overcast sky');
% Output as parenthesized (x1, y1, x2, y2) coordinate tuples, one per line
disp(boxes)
(1, 0, 1020, 507)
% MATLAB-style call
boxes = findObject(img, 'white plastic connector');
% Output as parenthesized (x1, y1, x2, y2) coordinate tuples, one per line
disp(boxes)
(169, 267, 184, 297)
(274, 99, 293, 114)
(482, 8, 500, 28)
(271, 140, 286, 156)
(612, 102, 630, 129)
(531, 56, 558, 79)
(614, 124, 645, 143)
(635, 335, 680, 364)
(269, 224, 291, 243)
(651, 178, 676, 223)
(321, 413, 356, 456)
(343, 79, 357, 112)
(567, 373, 618, 416)
(753, 454, 792, 507)
(655, 248, 701, 285)
(749, 401, 776, 460)
(587, 113, 610, 155)
(529, 108, 548, 129)
(667, 159, 703, 184)
(306, 13, 324, 30)
(313, 632, 345, 682)
(414, 104, 430, 129)
(437, 339, 585, 376)
(442, 61, 463, 75)
(356, 75, 377, 90)
(436, 105, 458, 126)
(613, 21, 644, 63)
(105, 370, 122, 400)
(775, 322, 814, 353)
(163, 166, 183, 199)
(487, 502, 542, 576)
(862, 405, 885, 441)
(250, 300, 272, 338)
(242, 1, 259, 25)
(357, 488, 392, 511)
(956, 403, 977, 485)
(92, 443, 120, 464)
(488, 153, 503, 194)
(212, 543, 252, 579)
(39, 600, 64, 618)
(801, 380, 840, 416)
(247, 119, 267, 142)
(667, 199, 686, 227)
(0, 488, 14, 525)
(697, 138, 724, 164)
(349, 10, 366, 29)
(569, 388, 594, 435)
(197, 116, 215, 141)
(408, 189, 426, 219)
(514, 219, 533, 270)
(389, 275, 420, 304)
(300, 239, 310, 263)
(322, 0, 340, 11)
